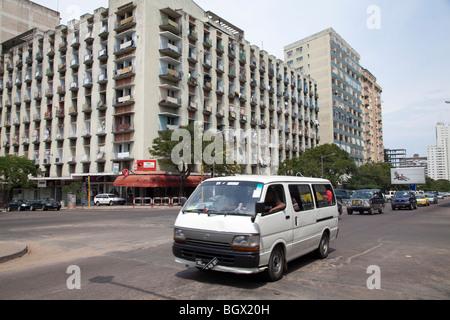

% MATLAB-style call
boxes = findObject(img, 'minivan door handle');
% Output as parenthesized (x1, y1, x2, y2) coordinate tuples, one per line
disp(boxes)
(285, 215, 291, 220)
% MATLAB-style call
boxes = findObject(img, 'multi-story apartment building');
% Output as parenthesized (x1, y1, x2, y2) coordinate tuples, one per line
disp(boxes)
(385, 148, 407, 168)
(427, 123, 450, 180)
(0, 0, 60, 43)
(361, 67, 384, 163)
(0, 0, 319, 202)
(284, 28, 364, 166)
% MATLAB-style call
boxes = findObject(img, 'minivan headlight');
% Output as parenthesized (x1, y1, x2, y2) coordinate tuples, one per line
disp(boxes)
(232, 235, 260, 252)
(174, 229, 186, 243)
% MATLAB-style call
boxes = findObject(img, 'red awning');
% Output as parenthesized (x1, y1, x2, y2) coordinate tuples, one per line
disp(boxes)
(113, 174, 204, 188)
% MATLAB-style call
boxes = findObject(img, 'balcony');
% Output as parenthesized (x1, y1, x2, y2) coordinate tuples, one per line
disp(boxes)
(84, 54, 94, 65)
(83, 78, 93, 88)
(159, 96, 181, 109)
(98, 49, 108, 61)
(159, 18, 180, 35)
(114, 40, 136, 56)
(113, 123, 134, 133)
(159, 67, 181, 82)
(114, 66, 135, 80)
(98, 74, 108, 84)
(115, 16, 136, 33)
(159, 33, 182, 59)
(113, 95, 134, 107)
(112, 152, 132, 161)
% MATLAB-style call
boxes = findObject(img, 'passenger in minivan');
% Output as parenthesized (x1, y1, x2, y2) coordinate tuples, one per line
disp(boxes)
(264, 188, 286, 213)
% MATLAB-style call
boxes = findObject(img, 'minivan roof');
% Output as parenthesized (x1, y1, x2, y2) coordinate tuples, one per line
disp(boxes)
(203, 175, 330, 184)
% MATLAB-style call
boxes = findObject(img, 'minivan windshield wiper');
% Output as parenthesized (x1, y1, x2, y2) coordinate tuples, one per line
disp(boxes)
(182, 208, 252, 216)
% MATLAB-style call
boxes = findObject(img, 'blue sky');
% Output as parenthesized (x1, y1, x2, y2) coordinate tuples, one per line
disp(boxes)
(35, 0, 450, 157)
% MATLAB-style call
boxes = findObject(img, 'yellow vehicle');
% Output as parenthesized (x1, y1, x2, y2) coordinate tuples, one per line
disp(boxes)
(416, 195, 430, 206)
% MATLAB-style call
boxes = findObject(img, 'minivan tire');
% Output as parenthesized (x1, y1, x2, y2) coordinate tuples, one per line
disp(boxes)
(316, 232, 330, 259)
(265, 245, 285, 282)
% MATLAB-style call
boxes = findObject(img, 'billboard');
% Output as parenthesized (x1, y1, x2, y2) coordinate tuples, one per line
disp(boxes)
(390, 167, 426, 185)
(133, 160, 157, 172)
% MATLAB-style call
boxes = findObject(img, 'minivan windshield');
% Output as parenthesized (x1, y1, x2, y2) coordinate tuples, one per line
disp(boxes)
(183, 180, 263, 216)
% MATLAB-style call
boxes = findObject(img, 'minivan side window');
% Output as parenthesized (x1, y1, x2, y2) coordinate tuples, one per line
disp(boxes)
(312, 184, 335, 208)
(288, 184, 314, 212)
(264, 184, 286, 214)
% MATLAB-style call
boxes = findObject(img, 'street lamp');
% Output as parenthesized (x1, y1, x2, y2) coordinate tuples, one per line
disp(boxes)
(321, 153, 336, 178)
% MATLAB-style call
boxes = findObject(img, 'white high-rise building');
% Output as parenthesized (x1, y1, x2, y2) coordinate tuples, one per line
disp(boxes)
(427, 123, 450, 180)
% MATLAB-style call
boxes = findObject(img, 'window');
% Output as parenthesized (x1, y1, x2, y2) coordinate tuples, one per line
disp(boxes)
(288, 184, 314, 212)
(312, 184, 335, 208)
(264, 184, 286, 213)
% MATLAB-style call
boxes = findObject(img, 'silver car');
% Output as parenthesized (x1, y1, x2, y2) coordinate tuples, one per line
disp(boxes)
(94, 194, 126, 206)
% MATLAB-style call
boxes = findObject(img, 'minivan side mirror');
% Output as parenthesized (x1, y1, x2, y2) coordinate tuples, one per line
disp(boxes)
(252, 201, 265, 223)
(255, 201, 265, 214)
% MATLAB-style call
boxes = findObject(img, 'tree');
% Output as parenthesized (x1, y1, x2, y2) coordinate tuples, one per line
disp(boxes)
(0, 155, 40, 202)
(148, 124, 244, 196)
(347, 162, 393, 192)
(278, 144, 356, 186)
(149, 125, 195, 197)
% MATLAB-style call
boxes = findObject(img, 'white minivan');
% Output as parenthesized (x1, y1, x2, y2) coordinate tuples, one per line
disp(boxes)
(173, 176, 339, 281)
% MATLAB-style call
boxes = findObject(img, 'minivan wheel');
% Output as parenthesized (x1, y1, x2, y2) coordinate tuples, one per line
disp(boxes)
(265, 245, 285, 282)
(316, 232, 330, 259)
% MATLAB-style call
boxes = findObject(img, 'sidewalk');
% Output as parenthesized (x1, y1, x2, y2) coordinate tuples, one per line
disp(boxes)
(0, 242, 28, 264)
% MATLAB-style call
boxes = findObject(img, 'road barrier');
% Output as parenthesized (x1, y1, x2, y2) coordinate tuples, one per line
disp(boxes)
(132, 197, 187, 208)
(132, 197, 153, 207)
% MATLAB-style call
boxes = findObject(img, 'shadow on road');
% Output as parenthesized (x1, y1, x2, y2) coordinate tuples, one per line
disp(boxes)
(89, 275, 176, 300)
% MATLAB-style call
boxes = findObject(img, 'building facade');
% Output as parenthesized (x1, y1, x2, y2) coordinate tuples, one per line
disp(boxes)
(427, 123, 449, 180)
(361, 67, 384, 163)
(0, 0, 320, 202)
(0, 0, 60, 43)
(284, 28, 364, 166)
(385, 148, 406, 168)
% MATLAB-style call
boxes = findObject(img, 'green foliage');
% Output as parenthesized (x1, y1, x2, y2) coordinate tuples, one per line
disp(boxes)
(0, 155, 40, 199)
(62, 182, 82, 197)
(418, 177, 450, 192)
(278, 144, 356, 186)
(347, 162, 393, 192)
(148, 124, 245, 195)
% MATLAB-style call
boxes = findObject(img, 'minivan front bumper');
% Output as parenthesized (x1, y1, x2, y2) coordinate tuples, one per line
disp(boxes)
(173, 242, 260, 271)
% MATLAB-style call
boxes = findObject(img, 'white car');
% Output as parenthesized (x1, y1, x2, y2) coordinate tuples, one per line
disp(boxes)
(94, 194, 126, 206)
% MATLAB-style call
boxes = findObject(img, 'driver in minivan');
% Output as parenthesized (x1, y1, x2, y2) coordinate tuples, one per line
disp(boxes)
(264, 187, 286, 213)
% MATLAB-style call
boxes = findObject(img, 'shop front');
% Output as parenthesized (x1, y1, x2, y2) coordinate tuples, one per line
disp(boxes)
(113, 172, 204, 202)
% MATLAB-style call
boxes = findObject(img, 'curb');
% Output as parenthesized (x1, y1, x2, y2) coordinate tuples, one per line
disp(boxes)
(0, 242, 28, 264)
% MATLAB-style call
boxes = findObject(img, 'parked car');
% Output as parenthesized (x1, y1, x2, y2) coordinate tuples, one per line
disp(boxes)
(391, 191, 417, 210)
(94, 193, 126, 206)
(43, 199, 61, 211)
(29, 198, 48, 211)
(437, 192, 445, 199)
(5, 199, 30, 212)
(347, 189, 385, 215)
(416, 195, 430, 206)
(425, 193, 438, 205)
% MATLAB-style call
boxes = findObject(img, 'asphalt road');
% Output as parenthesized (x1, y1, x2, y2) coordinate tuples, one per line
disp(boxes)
(0, 200, 449, 301)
